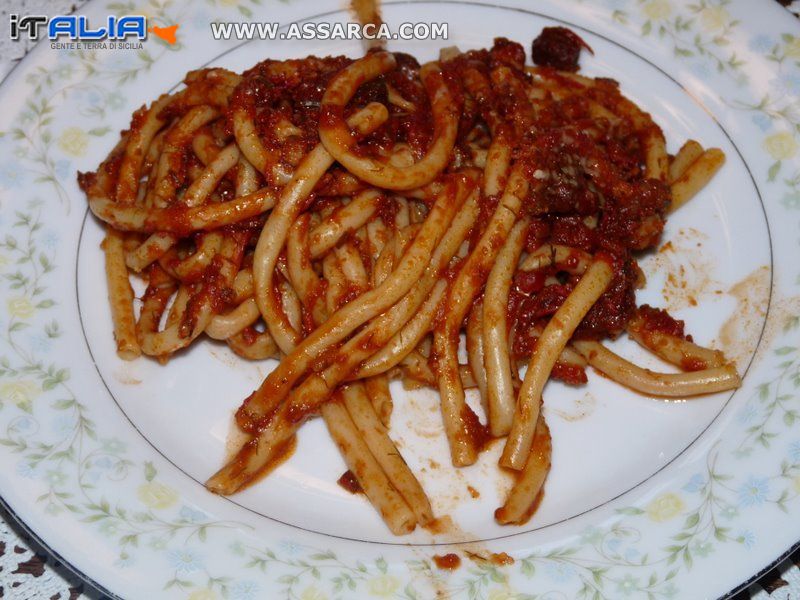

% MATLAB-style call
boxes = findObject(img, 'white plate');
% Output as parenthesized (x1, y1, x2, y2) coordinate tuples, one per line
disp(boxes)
(1, 0, 799, 597)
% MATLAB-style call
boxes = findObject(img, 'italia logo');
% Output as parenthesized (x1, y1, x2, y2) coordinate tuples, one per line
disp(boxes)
(8, 14, 178, 45)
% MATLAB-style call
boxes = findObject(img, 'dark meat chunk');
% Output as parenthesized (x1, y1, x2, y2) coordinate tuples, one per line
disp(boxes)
(531, 27, 593, 72)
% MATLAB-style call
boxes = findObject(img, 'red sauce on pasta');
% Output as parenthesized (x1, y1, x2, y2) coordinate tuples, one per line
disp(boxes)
(439, 38, 671, 345)
(461, 405, 492, 451)
(550, 362, 588, 385)
(78, 28, 736, 533)
(635, 304, 688, 339)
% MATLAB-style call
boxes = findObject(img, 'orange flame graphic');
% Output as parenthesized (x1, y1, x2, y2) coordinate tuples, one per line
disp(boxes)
(149, 24, 179, 45)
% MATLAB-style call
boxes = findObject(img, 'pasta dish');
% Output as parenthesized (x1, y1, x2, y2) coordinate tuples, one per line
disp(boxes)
(79, 27, 740, 535)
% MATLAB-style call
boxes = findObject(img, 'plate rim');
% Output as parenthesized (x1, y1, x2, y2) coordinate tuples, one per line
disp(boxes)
(71, 0, 776, 548)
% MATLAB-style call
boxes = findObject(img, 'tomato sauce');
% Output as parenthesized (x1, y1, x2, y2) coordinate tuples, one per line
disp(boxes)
(433, 553, 462, 570)
(437, 38, 672, 346)
(635, 304, 688, 339)
(337, 470, 364, 494)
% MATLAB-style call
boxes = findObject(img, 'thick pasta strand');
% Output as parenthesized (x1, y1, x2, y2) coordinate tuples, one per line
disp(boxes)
(670, 148, 725, 212)
(321, 395, 417, 535)
(364, 375, 394, 428)
(85, 157, 276, 233)
(127, 231, 179, 273)
(286, 215, 328, 332)
(502, 258, 614, 470)
(208, 183, 478, 493)
(353, 280, 447, 379)
(341, 384, 433, 526)
(236, 172, 475, 431)
(206, 298, 259, 340)
(319, 236, 424, 533)
(308, 189, 383, 258)
(572, 340, 741, 396)
(401, 350, 477, 390)
(139, 233, 247, 356)
(434, 164, 528, 467)
(162, 232, 223, 281)
(115, 93, 175, 203)
(149, 105, 220, 206)
(626, 312, 726, 371)
(495, 411, 551, 525)
(319, 53, 459, 190)
(226, 328, 279, 360)
(101, 228, 141, 360)
(466, 300, 488, 411)
(251, 104, 389, 354)
(484, 218, 529, 436)
(668, 140, 704, 184)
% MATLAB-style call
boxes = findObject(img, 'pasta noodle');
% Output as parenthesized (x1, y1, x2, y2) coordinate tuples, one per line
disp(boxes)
(670, 148, 725, 212)
(101, 228, 140, 360)
(484, 219, 529, 436)
(573, 340, 740, 397)
(502, 258, 614, 470)
(80, 30, 741, 533)
(495, 409, 551, 525)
